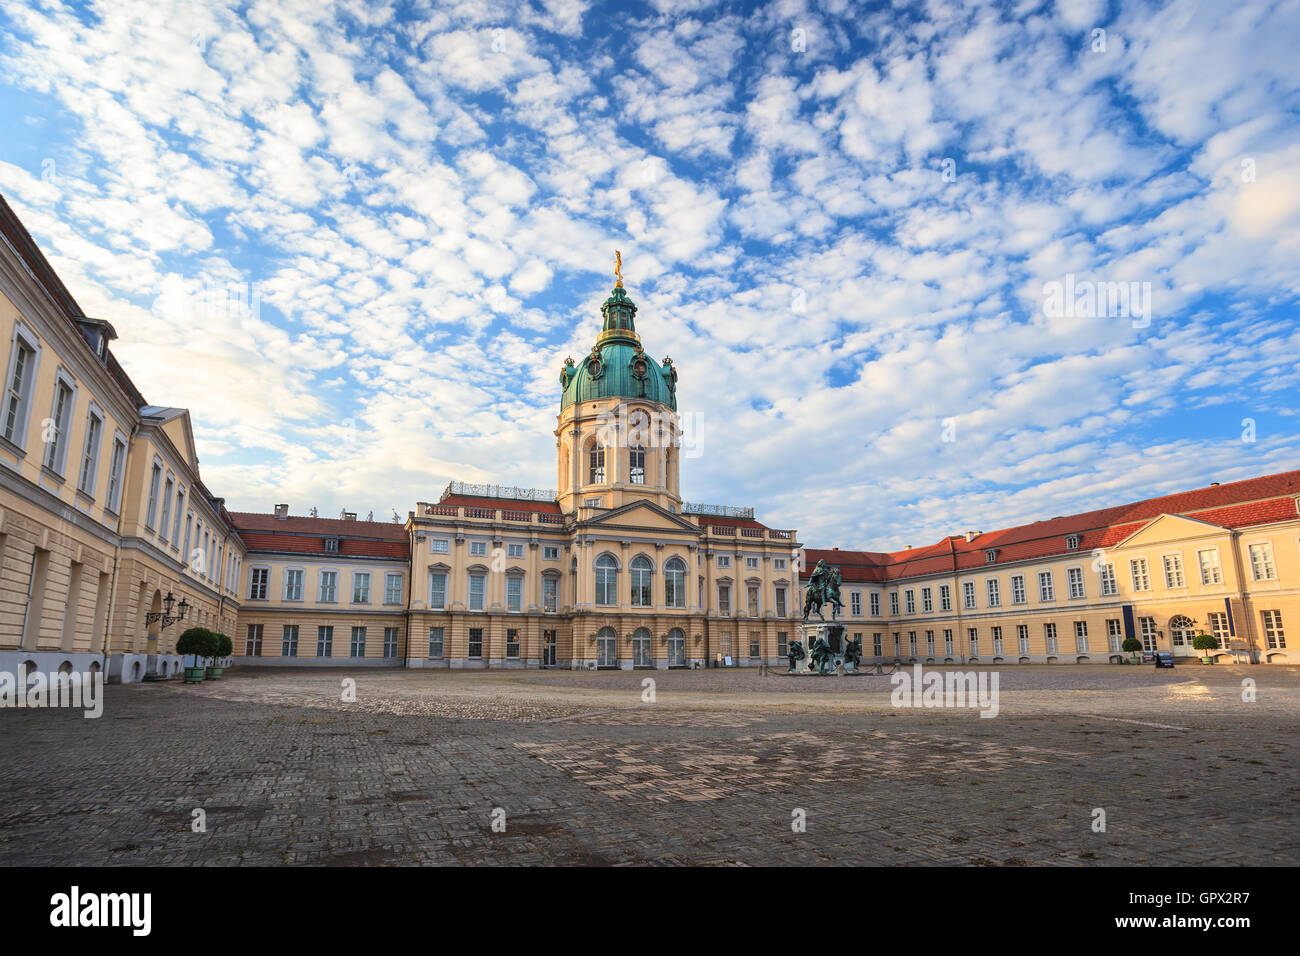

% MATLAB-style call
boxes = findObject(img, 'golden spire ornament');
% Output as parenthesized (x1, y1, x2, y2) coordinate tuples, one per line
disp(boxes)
(614, 249, 624, 288)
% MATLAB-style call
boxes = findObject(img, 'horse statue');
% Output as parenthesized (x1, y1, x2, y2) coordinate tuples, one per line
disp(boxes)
(786, 639, 806, 673)
(802, 559, 844, 622)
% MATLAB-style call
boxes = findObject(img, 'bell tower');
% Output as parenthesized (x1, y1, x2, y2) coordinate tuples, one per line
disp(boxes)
(555, 255, 682, 516)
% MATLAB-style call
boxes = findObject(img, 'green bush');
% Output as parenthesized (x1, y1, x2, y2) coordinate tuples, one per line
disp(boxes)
(176, 627, 215, 661)
(1192, 632, 1220, 654)
(1122, 637, 1142, 654)
(212, 633, 233, 659)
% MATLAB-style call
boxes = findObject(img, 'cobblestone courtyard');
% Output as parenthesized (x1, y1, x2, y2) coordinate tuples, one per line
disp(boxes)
(2, 665, 1297, 865)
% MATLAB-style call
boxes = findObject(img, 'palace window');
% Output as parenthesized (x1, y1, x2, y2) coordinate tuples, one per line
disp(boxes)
(589, 444, 606, 484)
(468, 628, 483, 658)
(352, 571, 371, 604)
(908, 632, 917, 657)
(1130, 558, 1150, 591)
(870, 593, 881, 616)
(385, 573, 403, 605)
(873, 633, 882, 656)
(171, 488, 184, 548)
(429, 572, 446, 609)
(718, 584, 731, 615)
(43, 378, 74, 475)
(543, 545, 560, 559)
(774, 558, 787, 570)
(595, 554, 618, 606)
(506, 575, 522, 612)
(244, 624, 263, 657)
(938, 586, 951, 612)
(506, 629, 520, 659)
(1010, 574, 1026, 605)
(716, 555, 731, 569)
(468, 573, 486, 611)
(281, 625, 298, 657)
(430, 538, 450, 554)
(1107, 619, 1123, 653)
(145, 462, 162, 530)
(316, 626, 334, 658)
(1044, 622, 1058, 655)
(1138, 616, 1158, 651)
(1163, 554, 1184, 588)
(1067, 567, 1085, 599)
(428, 627, 444, 659)
(1099, 563, 1117, 596)
(1074, 620, 1088, 653)
(851, 591, 861, 615)
(778, 632, 789, 657)
(470, 541, 487, 557)
(319, 570, 338, 603)
(384, 627, 399, 658)
(925, 631, 935, 657)
(922, 587, 932, 613)
(1198, 549, 1222, 585)
(78, 408, 103, 496)
(350, 627, 367, 657)
(1066, 535, 1080, 551)
(968, 628, 978, 656)
(962, 581, 976, 610)
(774, 585, 787, 617)
(1207, 612, 1230, 646)
(1037, 571, 1054, 602)
(159, 474, 174, 541)
(890, 592, 900, 615)
(893, 633, 901, 656)
(284, 569, 304, 602)
(992, 626, 1003, 656)
(543, 576, 558, 612)
(324, 537, 339, 553)
(629, 447, 645, 484)
(248, 567, 268, 601)
(507, 543, 524, 559)
(106, 435, 127, 513)
(1262, 610, 1286, 649)
(745, 556, 759, 570)
(986, 578, 1000, 607)
(2, 331, 38, 446)
(665, 558, 687, 608)
(747, 585, 759, 616)
(1249, 543, 1276, 581)
(905, 589, 915, 614)
(1017, 625, 1029, 656)
(630, 556, 653, 607)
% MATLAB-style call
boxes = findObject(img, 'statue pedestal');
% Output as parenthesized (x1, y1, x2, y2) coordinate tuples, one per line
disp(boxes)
(788, 621, 856, 674)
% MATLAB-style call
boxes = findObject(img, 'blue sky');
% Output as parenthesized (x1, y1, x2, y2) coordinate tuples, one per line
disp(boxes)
(1, 0, 1298, 549)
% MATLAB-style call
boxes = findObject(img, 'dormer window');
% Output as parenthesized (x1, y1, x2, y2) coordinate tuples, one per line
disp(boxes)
(1066, 535, 1079, 551)
(985, 549, 998, 563)
(325, 537, 340, 553)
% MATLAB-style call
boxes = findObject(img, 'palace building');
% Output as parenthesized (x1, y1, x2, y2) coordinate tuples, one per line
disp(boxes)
(1, 192, 1296, 679)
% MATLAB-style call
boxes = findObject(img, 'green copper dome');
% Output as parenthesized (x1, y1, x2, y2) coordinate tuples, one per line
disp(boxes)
(560, 284, 678, 411)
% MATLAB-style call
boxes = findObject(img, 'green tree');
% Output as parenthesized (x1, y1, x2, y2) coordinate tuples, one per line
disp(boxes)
(1122, 636, 1142, 662)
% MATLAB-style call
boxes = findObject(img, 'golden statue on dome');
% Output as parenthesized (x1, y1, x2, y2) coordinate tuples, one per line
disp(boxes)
(614, 249, 624, 288)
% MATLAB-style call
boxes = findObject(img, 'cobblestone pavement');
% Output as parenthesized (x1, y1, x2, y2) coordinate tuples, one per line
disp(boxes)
(2, 665, 1297, 865)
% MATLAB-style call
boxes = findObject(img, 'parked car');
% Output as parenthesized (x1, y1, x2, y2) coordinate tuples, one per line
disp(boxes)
(1154, 652, 1175, 669)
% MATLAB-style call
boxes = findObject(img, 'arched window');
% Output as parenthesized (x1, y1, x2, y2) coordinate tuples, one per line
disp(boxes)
(589, 444, 605, 484)
(665, 557, 687, 608)
(630, 555, 653, 607)
(595, 554, 618, 606)
(629, 446, 646, 484)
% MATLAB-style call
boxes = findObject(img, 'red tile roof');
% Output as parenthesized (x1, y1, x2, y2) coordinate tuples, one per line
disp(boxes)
(807, 470, 1300, 582)
(229, 511, 409, 559)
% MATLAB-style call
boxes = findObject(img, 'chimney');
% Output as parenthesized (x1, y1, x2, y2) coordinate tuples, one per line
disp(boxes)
(342, 511, 358, 521)
(274, 504, 289, 519)
(964, 530, 981, 543)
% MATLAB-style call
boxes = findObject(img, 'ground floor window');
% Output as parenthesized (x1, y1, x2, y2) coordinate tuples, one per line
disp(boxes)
(350, 626, 366, 657)
(1207, 612, 1230, 647)
(944, 630, 953, 657)
(1262, 610, 1286, 649)
(245, 624, 263, 657)
(1044, 622, 1057, 655)
(1018, 625, 1029, 656)
(468, 627, 483, 658)
(596, 626, 617, 667)
(634, 628, 652, 666)
(1169, 614, 1195, 649)
(925, 630, 935, 657)
(1074, 620, 1088, 653)
(282, 625, 298, 657)
(967, 628, 978, 657)
(992, 626, 1003, 656)
(317, 626, 333, 658)
(668, 628, 685, 666)
(384, 627, 399, 658)
(542, 629, 557, 667)
(506, 628, 520, 659)
(893, 633, 900, 657)
(908, 632, 917, 657)
(748, 631, 761, 658)
(1107, 619, 1122, 652)
(873, 633, 882, 657)
(777, 631, 789, 659)
(1139, 616, 1157, 652)
(428, 626, 444, 658)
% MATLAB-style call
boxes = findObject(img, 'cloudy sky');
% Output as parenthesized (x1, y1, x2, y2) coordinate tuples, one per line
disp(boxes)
(1, 0, 1297, 550)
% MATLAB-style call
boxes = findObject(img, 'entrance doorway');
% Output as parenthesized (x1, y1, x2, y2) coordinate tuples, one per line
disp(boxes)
(632, 628, 652, 667)
(542, 629, 557, 667)
(667, 628, 685, 667)
(596, 627, 617, 667)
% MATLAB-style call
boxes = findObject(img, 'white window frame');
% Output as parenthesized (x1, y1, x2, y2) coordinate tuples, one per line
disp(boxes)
(105, 431, 128, 514)
(1067, 566, 1085, 599)
(1, 322, 41, 450)
(318, 569, 338, 603)
(43, 371, 77, 476)
(283, 567, 304, 602)
(77, 404, 104, 497)
(1162, 553, 1184, 589)
(248, 566, 269, 601)
(1197, 548, 1222, 585)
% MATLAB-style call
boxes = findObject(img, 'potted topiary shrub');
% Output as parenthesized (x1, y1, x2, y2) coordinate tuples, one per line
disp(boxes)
(1122, 637, 1142, 664)
(207, 632, 232, 679)
(177, 627, 213, 683)
(1192, 631, 1219, 664)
